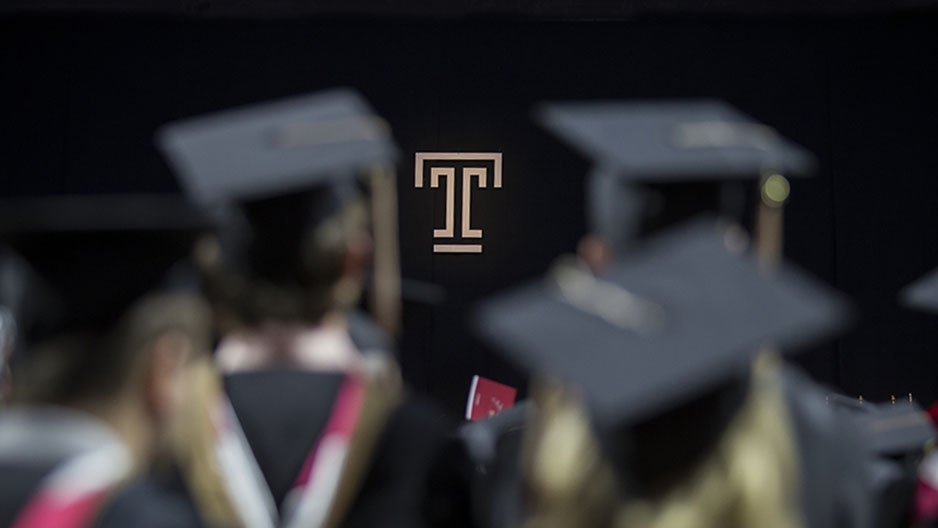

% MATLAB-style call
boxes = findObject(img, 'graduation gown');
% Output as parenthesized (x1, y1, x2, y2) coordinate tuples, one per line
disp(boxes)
(0, 406, 201, 528)
(780, 366, 876, 528)
(216, 368, 471, 528)
(465, 367, 877, 528)
(184, 315, 474, 528)
(458, 402, 529, 528)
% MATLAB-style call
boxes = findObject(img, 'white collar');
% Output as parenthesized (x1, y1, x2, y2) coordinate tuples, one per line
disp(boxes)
(0, 405, 126, 464)
(216, 323, 364, 374)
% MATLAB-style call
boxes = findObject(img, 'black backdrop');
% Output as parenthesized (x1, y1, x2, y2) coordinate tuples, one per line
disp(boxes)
(3, 12, 938, 417)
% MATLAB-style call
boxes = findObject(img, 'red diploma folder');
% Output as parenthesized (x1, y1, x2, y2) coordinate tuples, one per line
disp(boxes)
(465, 375, 517, 421)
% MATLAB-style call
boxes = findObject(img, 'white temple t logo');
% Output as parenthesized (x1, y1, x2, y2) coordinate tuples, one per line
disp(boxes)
(415, 152, 503, 254)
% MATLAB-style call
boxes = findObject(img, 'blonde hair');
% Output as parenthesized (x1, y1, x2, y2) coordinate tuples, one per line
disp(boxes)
(525, 356, 802, 528)
(170, 356, 242, 527)
(14, 292, 211, 407)
(523, 382, 621, 528)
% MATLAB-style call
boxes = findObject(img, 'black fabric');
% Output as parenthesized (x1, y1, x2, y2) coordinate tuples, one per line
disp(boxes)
(4, 13, 938, 414)
(869, 459, 916, 528)
(457, 403, 528, 527)
(238, 188, 336, 286)
(150, 462, 214, 528)
(0, 462, 58, 527)
(4, 230, 197, 344)
(477, 427, 525, 528)
(0, 0, 934, 17)
(422, 434, 476, 528)
(0, 461, 201, 528)
(781, 366, 875, 528)
(638, 180, 755, 238)
(341, 397, 471, 528)
(216, 371, 470, 527)
(95, 477, 205, 528)
(237, 184, 359, 288)
(618, 376, 750, 498)
(224, 369, 343, 510)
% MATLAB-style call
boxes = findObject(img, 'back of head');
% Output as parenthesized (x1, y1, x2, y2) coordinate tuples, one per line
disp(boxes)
(588, 175, 754, 257)
(14, 292, 210, 407)
(611, 359, 801, 528)
(157, 88, 402, 337)
(475, 218, 849, 528)
(523, 361, 801, 528)
(0, 194, 210, 409)
(197, 182, 369, 330)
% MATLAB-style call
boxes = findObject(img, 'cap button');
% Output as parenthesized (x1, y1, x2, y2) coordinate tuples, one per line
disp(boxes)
(761, 173, 790, 207)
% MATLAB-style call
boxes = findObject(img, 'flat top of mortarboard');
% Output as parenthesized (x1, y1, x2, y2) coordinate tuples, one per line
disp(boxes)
(157, 88, 398, 206)
(537, 99, 817, 181)
(826, 392, 870, 413)
(854, 402, 936, 456)
(0, 194, 208, 343)
(900, 267, 938, 314)
(473, 216, 849, 427)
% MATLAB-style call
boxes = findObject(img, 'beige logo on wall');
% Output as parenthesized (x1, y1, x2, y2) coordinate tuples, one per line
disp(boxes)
(415, 152, 503, 254)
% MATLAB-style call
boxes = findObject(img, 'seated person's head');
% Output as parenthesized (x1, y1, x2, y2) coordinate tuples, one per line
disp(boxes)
(581, 179, 752, 272)
(0, 198, 214, 466)
(14, 291, 212, 463)
(198, 183, 370, 332)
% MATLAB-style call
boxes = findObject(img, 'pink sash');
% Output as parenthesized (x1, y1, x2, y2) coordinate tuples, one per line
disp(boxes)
(11, 445, 131, 528)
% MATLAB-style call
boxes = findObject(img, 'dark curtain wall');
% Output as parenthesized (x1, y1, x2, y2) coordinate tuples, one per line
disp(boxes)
(1, 14, 938, 416)
(3, 0, 937, 17)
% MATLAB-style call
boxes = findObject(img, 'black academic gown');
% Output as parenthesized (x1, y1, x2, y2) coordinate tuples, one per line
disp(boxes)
(780, 366, 876, 528)
(0, 460, 58, 527)
(827, 397, 934, 528)
(0, 406, 201, 528)
(464, 368, 877, 528)
(0, 474, 200, 528)
(458, 402, 529, 528)
(95, 478, 205, 528)
(221, 368, 473, 528)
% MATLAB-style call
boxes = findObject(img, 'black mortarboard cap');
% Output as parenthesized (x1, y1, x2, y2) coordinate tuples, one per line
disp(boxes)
(900, 268, 938, 314)
(474, 217, 849, 427)
(537, 99, 816, 181)
(541, 101, 815, 252)
(826, 392, 869, 413)
(156, 89, 398, 286)
(0, 246, 58, 357)
(854, 403, 936, 457)
(156, 88, 398, 206)
(0, 194, 208, 346)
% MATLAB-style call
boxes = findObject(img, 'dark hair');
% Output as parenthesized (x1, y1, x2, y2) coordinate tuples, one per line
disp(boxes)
(13, 292, 210, 406)
(197, 186, 368, 330)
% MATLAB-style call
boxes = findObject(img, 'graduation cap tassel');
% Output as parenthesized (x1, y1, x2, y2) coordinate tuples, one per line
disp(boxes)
(369, 164, 402, 338)
(752, 172, 791, 371)
(754, 172, 790, 269)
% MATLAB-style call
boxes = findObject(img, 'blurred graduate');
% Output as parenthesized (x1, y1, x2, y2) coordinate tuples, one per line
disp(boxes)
(470, 100, 877, 528)
(0, 195, 211, 527)
(158, 88, 472, 528)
